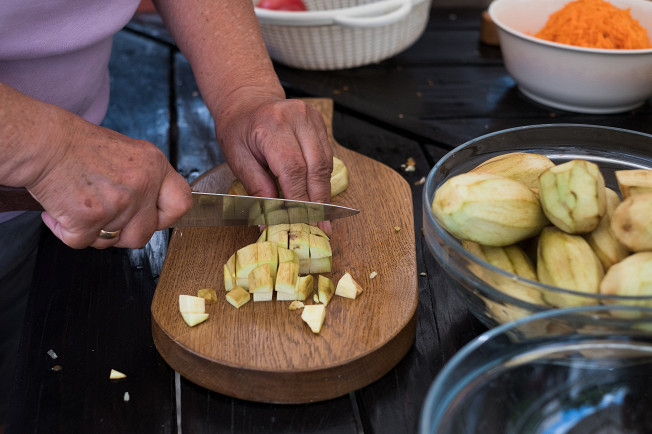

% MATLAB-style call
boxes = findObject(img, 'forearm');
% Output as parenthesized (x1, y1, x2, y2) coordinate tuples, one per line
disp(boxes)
(154, 0, 333, 204)
(154, 0, 285, 119)
(0, 82, 70, 188)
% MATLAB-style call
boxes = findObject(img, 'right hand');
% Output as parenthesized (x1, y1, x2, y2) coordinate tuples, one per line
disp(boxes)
(25, 114, 191, 250)
(0, 83, 192, 249)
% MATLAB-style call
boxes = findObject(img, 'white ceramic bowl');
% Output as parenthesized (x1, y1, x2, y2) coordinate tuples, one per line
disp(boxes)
(488, 0, 652, 114)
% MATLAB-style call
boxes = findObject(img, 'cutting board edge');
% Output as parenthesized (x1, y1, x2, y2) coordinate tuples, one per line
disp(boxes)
(151, 285, 418, 373)
(150, 97, 419, 403)
(152, 309, 417, 403)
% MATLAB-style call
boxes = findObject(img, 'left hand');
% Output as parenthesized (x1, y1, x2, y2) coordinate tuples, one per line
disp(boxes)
(215, 96, 333, 205)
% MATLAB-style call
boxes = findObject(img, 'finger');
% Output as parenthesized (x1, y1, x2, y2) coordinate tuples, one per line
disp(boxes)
(317, 220, 332, 236)
(45, 185, 152, 249)
(269, 151, 309, 201)
(296, 110, 333, 204)
(221, 131, 282, 199)
(106, 166, 190, 247)
(155, 169, 193, 230)
(40, 211, 74, 246)
(272, 137, 330, 204)
(42, 210, 124, 249)
(269, 107, 332, 204)
(41, 190, 126, 249)
(232, 155, 280, 199)
(306, 104, 334, 163)
(89, 227, 124, 249)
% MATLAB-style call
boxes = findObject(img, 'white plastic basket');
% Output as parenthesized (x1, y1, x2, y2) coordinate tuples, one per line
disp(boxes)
(253, 0, 432, 70)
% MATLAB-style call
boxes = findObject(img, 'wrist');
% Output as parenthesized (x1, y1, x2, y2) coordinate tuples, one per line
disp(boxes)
(0, 83, 72, 188)
(210, 84, 286, 134)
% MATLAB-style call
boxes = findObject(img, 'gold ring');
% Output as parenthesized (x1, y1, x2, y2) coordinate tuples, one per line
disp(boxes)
(98, 229, 121, 240)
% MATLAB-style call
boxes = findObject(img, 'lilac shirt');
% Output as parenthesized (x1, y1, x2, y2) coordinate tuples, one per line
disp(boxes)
(0, 0, 141, 224)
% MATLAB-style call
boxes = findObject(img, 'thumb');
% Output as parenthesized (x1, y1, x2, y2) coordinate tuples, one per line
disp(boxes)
(156, 170, 193, 229)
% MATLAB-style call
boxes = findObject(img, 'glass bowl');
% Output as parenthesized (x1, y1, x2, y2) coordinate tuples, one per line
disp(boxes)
(422, 124, 652, 330)
(419, 306, 652, 434)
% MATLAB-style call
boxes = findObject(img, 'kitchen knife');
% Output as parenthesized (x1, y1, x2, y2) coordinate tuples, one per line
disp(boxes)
(0, 186, 359, 226)
(176, 192, 359, 227)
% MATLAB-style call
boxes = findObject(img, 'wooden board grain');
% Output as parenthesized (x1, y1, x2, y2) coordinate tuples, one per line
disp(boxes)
(151, 98, 417, 403)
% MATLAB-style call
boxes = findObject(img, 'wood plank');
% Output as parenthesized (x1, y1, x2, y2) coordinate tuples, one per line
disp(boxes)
(394, 28, 503, 65)
(103, 28, 173, 278)
(151, 98, 418, 403)
(102, 30, 171, 158)
(330, 110, 486, 433)
(279, 65, 524, 146)
(8, 232, 175, 433)
(180, 381, 360, 434)
(421, 111, 652, 152)
(174, 52, 227, 184)
(7, 30, 176, 432)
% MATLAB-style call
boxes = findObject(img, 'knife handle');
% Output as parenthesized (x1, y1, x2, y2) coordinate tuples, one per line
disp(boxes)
(0, 185, 44, 212)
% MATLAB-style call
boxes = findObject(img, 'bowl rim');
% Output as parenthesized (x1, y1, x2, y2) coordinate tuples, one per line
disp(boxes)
(488, 0, 652, 55)
(423, 123, 652, 303)
(418, 304, 652, 434)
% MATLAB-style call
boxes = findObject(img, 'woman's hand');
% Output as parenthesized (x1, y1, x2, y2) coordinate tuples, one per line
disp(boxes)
(215, 96, 333, 205)
(0, 83, 192, 249)
(32, 117, 192, 249)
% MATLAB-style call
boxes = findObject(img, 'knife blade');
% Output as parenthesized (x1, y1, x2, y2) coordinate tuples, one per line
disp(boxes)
(175, 192, 359, 227)
(0, 186, 360, 226)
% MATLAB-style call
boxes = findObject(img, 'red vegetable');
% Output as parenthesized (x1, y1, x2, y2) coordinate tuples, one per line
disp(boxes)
(256, 0, 307, 11)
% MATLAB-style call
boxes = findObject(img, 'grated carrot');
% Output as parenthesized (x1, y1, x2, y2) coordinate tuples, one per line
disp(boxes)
(534, 0, 652, 49)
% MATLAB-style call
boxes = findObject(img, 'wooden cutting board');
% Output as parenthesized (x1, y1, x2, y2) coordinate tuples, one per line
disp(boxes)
(151, 98, 417, 403)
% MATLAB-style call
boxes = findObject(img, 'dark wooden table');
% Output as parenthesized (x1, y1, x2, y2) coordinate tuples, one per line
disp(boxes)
(7, 6, 652, 434)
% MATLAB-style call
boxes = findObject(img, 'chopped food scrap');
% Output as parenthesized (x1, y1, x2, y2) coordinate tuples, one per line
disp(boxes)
(226, 287, 251, 308)
(197, 288, 218, 303)
(415, 177, 426, 186)
(124, 392, 130, 402)
(288, 300, 305, 311)
(181, 312, 209, 326)
(394, 226, 402, 233)
(317, 275, 335, 306)
(47, 349, 58, 360)
(110, 369, 127, 380)
(335, 273, 364, 299)
(420, 272, 427, 277)
(179, 294, 206, 314)
(370, 271, 378, 279)
(302, 304, 326, 334)
(401, 157, 417, 172)
(179, 294, 210, 326)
